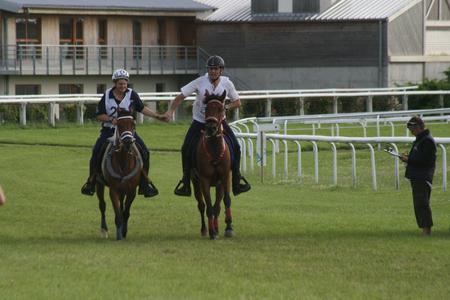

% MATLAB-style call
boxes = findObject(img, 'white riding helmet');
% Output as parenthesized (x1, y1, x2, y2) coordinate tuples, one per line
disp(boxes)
(112, 69, 129, 81)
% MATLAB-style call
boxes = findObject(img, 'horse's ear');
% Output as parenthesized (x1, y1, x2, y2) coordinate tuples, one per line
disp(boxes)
(219, 90, 226, 102)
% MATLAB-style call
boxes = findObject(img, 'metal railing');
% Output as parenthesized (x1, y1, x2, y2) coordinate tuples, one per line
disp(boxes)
(0, 44, 201, 75)
(1, 87, 450, 126)
(231, 110, 450, 191)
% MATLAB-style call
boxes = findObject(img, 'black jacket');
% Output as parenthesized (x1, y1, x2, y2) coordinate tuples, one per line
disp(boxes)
(405, 129, 436, 183)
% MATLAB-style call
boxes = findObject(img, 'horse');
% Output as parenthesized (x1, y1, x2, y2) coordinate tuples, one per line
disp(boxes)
(192, 90, 234, 240)
(96, 110, 143, 240)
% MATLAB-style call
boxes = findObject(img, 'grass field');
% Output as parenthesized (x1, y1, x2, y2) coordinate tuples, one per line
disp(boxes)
(1, 122, 450, 299)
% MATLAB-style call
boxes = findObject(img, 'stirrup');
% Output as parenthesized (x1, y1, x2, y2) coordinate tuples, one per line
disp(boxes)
(174, 180, 191, 197)
(81, 182, 95, 196)
(143, 183, 159, 198)
(233, 176, 251, 196)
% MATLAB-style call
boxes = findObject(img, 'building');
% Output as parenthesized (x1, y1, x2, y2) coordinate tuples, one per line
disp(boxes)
(195, 0, 450, 88)
(0, 0, 213, 95)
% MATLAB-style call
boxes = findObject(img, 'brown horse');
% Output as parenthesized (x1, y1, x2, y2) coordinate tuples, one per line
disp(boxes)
(96, 110, 143, 240)
(193, 90, 233, 240)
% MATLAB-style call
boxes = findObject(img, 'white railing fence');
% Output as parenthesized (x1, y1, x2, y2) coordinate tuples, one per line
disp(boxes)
(233, 114, 450, 191)
(3, 86, 450, 126)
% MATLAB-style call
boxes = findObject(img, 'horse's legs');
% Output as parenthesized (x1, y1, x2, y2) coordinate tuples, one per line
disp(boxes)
(200, 179, 216, 239)
(97, 183, 108, 238)
(223, 191, 233, 237)
(223, 177, 233, 238)
(122, 190, 136, 239)
(109, 189, 124, 240)
(214, 184, 224, 234)
(193, 180, 207, 236)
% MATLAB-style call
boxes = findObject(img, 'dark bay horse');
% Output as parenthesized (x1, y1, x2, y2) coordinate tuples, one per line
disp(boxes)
(96, 110, 143, 240)
(193, 90, 234, 240)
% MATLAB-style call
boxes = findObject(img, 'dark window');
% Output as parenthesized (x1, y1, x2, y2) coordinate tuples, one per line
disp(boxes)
(16, 18, 42, 58)
(59, 84, 83, 94)
(96, 84, 106, 94)
(156, 83, 165, 93)
(293, 0, 319, 13)
(98, 19, 107, 59)
(252, 0, 277, 13)
(59, 17, 84, 59)
(133, 20, 142, 59)
(157, 19, 166, 58)
(15, 84, 41, 95)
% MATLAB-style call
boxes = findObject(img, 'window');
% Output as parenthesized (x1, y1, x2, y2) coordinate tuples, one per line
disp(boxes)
(157, 19, 166, 58)
(59, 17, 84, 58)
(96, 84, 106, 94)
(133, 20, 142, 59)
(156, 83, 165, 93)
(251, 0, 277, 13)
(293, 0, 319, 13)
(16, 18, 42, 58)
(59, 84, 83, 94)
(15, 84, 41, 95)
(98, 19, 107, 59)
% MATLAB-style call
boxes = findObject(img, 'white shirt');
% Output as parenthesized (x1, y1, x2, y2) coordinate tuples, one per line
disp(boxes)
(181, 74, 239, 123)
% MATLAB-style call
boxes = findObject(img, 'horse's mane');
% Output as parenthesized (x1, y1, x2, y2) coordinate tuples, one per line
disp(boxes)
(203, 90, 226, 104)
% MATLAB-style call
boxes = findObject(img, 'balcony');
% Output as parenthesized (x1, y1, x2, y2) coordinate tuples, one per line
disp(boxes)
(0, 45, 202, 76)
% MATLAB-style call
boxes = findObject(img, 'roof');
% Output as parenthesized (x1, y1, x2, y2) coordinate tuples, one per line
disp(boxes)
(0, 0, 213, 13)
(194, 0, 421, 22)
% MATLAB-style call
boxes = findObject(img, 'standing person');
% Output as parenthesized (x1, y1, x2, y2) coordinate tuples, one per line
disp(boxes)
(0, 184, 5, 205)
(162, 55, 251, 197)
(400, 116, 436, 236)
(81, 69, 162, 198)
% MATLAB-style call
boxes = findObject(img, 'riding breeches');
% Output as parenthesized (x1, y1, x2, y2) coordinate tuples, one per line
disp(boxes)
(181, 120, 242, 176)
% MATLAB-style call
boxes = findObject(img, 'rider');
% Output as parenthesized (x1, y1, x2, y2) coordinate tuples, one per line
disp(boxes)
(163, 55, 251, 197)
(81, 69, 161, 198)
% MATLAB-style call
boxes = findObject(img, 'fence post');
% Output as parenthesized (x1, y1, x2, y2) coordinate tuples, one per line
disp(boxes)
(20, 102, 27, 126)
(298, 97, 304, 115)
(366, 95, 373, 112)
(48, 102, 55, 127)
(402, 94, 408, 111)
(76, 102, 84, 125)
(439, 94, 444, 108)
(333, 96, 338, 114)
(266, 98, 272, 117)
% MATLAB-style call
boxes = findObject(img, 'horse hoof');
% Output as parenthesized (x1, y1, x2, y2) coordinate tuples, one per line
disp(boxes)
(201, 229, 207, 236)
(209, 234, 217, 240)
(100, 229, 109, 239)
(224, 229, 234, 238)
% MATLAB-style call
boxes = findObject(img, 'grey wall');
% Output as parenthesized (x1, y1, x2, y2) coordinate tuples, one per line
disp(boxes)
(225, 66, 382, 89)
(197, 22, 384, 68)
(388, 2, 423, 56)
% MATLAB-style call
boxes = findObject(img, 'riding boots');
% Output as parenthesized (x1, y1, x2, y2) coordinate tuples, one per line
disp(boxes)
(138, 178, 159, 198)
(81, 175, 96, 196)
(174, 175, 191, 197)
(232, 173, 251, 196)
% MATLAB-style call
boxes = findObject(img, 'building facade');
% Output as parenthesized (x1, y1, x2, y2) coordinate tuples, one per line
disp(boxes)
(0, 1, 212, 95)
(195, 0, 450, 89)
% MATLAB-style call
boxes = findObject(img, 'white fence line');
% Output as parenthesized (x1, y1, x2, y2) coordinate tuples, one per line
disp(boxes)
(3, 86, 450, 126)
(235, 132, 450, 191)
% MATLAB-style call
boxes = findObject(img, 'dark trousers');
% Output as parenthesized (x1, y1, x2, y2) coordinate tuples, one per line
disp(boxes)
(181, 120, 241, 177)
(89, 128, 150, 176)
(410, 180, 433, 228)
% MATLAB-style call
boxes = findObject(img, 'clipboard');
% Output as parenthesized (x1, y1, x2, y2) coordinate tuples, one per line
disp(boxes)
(383, 148, 402, 158)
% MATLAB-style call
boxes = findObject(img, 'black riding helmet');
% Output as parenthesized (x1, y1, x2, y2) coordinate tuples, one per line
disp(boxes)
(206, 55, 225, 69)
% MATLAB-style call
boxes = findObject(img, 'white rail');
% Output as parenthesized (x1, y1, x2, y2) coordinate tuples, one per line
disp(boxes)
(4, 85, 450, 126)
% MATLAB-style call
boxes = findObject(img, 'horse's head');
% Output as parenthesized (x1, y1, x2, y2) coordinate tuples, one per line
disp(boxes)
(116, 109, 136, 152)
(204, 90, 226, 138)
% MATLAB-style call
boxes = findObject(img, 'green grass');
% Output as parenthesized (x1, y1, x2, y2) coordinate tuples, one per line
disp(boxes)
(1, 124, 450, 299)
